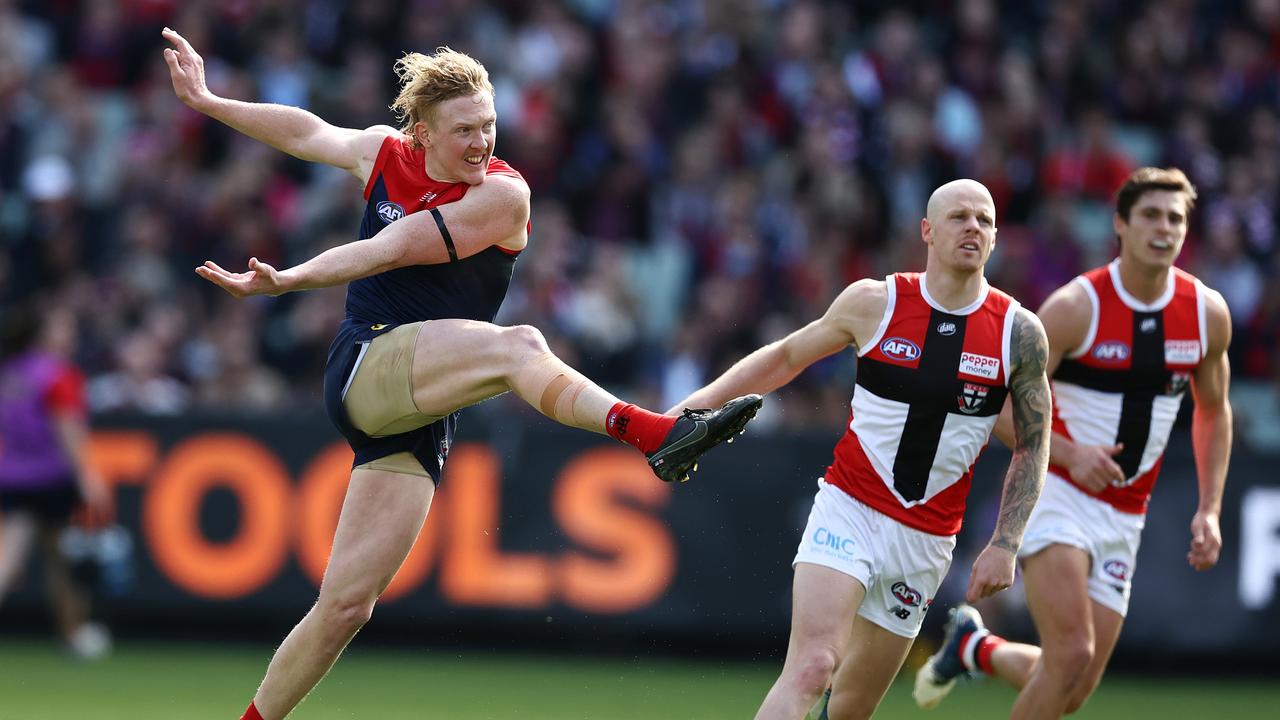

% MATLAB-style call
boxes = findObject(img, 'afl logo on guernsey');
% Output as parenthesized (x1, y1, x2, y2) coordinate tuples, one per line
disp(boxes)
(1092, 341, 1130, 362)
(880, 337, 921, 362)
(376, 201, 405, 224)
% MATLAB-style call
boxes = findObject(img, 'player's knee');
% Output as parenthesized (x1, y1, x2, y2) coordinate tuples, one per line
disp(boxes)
(1045, 637, 1094, 680)
(505, 324, 549, 357)
(316, 590, 377, 633)
(789, 646, 840, 695)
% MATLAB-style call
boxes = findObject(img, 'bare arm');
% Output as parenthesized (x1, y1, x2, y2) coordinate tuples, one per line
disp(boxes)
(1187, 289, 1232, 571)
(669, 279, 886, 412)
(196, 175, 530, 297)
(968, 307, 1051, 601)
(162, 28, 391, 180)
(52, 412, 112, 525)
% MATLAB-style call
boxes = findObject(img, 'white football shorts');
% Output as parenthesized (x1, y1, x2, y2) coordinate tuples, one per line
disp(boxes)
(794, 479, 956, 638)
(1019, 472, 1146, 616)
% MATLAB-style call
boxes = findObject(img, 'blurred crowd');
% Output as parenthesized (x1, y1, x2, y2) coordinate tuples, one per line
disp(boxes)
(1, 0, 1278, 448)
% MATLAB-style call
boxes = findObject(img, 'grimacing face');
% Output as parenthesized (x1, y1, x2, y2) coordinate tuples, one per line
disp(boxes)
(923, 184, 997, 273)
(418, 92, 496, 185)
(1116, 189, 1190, 270)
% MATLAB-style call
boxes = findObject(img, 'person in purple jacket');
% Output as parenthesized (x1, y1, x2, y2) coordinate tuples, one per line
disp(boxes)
(0, 303, 114, 659)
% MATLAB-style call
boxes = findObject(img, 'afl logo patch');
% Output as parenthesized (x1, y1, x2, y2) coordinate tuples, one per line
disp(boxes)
(377, 201, 405, 224)
(1092, 341, 1130, 362)
(1103, 559, 1129, 582)
(880, 337, 921, 362)
(936, 321, 957, 336)
(890, 581, 922, 607)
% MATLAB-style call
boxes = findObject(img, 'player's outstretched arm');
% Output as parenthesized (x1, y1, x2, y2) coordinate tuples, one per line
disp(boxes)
(1188, 288, 1232, 571)
(195, 175, 530, 297)
(968, 307, 1050, 602)
(669, 279, 885, 413)
(161, 28, 392, 180)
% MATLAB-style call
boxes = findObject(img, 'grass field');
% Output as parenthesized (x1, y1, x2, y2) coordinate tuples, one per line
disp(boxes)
(0, 639, 1276, 719)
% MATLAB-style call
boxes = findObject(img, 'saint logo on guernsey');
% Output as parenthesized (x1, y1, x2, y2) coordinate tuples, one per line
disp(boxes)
(958, 382, 990, 414)
(958, 352, 999, 380)
(1164, 339, 1200, 364)
(376, 201, 405, 224)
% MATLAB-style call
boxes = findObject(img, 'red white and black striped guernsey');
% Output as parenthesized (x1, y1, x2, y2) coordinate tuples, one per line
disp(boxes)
(825, 273, 1021, 537)
(1050, 260, 1208, 515)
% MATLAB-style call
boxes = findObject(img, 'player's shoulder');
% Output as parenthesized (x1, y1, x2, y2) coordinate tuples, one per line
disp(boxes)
(826, 277, 889, 328)
(1190, 276, 1232, 352)
(836, 276, 888, 309)
(356, 125, 404, 154)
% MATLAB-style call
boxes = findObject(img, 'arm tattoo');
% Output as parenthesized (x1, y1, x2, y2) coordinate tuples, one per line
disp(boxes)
(992, 308, 1051, 552)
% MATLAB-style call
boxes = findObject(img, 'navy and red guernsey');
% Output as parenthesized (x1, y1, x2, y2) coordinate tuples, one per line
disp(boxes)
(349, 135, 525, 325)
(321, 135, 529, 482)
(1049, 260, 1208, 515)
(825, 273, 1021, 536)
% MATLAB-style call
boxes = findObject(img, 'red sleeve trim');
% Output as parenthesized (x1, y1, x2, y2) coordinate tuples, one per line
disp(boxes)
(363, 135, 402, 200)
(45, 365, 87, 415)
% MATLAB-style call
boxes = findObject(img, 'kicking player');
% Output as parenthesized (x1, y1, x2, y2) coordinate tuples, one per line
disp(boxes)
(915, 167, 1232, 719)
(162, 29, 761, 720)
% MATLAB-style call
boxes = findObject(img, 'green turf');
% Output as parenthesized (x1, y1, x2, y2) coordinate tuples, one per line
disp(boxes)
(0, 638, 1275, 719)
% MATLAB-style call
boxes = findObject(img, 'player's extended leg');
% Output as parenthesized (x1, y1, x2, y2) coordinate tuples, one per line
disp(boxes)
(395, 320, 760, 482)
(1009, 544, 1096, 720)
(250, 467, 435, 720)
(755, 563, 867, 720)
(824, 616, 914, 720)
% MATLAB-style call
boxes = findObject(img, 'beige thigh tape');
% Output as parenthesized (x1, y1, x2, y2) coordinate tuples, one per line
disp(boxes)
(355, 451, 431, 478)
(345, 322, 441, 436)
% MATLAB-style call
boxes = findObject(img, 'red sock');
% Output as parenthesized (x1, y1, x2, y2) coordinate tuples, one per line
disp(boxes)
(240, 701, 264, 720)
(606, 402, 677, 454)
(975, 633, 1007, 675)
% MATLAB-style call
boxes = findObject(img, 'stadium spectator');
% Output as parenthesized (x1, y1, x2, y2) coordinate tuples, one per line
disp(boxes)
(0, 0, 1274, 442)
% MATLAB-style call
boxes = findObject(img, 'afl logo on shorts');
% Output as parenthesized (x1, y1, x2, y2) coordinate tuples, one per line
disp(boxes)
(1092, 341, 1130, 362)
(890, 581, 922, 608)
(377, 201, 405, 224)
(1102, 559, 1129, 582)
(880, 337, 921, 362)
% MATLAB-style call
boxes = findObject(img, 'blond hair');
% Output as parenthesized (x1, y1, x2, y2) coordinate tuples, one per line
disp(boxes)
(390, 47, 494, 148)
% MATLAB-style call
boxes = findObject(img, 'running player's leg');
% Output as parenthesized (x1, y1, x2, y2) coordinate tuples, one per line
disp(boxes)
(1062, 600, 1123, 714)
(250, 467, 434, 720)
(0, 510, 37, 602)
(824, 616, 914, 720)
(37, 520, 92, 644)
(755, 563, 866, 720)
(1009, 544, 1095, 720)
